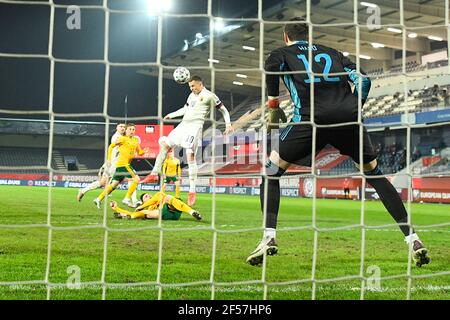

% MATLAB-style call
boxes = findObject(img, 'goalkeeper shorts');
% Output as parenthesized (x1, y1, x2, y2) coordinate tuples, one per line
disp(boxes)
(277, 124, 378, 165)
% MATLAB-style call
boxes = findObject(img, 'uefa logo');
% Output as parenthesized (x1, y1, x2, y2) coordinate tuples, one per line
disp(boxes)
(303, 178, 314, 198)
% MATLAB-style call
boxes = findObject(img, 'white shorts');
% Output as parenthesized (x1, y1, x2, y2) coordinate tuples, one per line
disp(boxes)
(99, 162, 117, 179)
(166, 123, 202, 154)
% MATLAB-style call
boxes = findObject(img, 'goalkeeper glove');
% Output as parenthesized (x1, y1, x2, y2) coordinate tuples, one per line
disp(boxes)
(267, 99, 287, 133)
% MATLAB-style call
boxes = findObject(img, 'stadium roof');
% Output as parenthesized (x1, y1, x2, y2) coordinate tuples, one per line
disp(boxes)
(139, 0, 449, 96)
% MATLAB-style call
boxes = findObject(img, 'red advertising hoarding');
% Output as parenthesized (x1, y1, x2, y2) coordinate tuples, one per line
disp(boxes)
(134, 124, 174, 158)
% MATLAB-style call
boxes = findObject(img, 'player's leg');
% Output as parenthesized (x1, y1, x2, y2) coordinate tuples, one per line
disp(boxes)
(161, 176, 167, 193)
(95, 179, 119, 209)
(151, 136, 172, 175)
(247, 125, 321, 266)
(142, 136, 175, 184)
(110, 201, 147, 219)
(363, 159, 430, 266)
(122, 166, 140, 207)
(123, 179, 140, 206)
(331, 126, 430, 267)
(164, 194, 201, 220)
(246, 151, 289, 266)
(128, 179, 140, 206)
(174, 179, 181, 199)
(77, 168, 107, 201)
(180, 126, 201, 206)
(186, 150, 197, 206)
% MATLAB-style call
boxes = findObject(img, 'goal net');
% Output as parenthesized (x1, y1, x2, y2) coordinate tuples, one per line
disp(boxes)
(0, 0, 449, 300)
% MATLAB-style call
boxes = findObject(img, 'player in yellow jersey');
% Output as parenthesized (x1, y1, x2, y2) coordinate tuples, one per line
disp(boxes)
(94, 123, 146, 209)
(161, 149, 181, 198)
(110, 191, 202, 221)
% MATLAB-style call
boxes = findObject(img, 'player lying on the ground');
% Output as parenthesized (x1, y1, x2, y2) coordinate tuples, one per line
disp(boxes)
(141, 75, 234, 207)
(246, 17, 430, 268)
(161, 149, 181, 199)
(110, 192, 202, 221)
(94, 123, 147, 209)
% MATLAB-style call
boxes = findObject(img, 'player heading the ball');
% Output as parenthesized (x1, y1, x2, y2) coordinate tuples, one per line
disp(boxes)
(142, 75, 234, 207)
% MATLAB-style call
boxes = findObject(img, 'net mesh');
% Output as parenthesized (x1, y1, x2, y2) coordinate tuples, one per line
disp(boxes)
(0, 0, 449, 300)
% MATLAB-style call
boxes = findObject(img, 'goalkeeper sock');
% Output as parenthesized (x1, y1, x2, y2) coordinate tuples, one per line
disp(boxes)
(98, 185, 114, 201)
(81, 180, 101, 194)
(169, 197, 194, 214)
(366, 166, 414, 237)
(260, 177, 281, 229)
(260, 160, 285, 230)
(188, 162, 198, 193)
(264, 228, 276, 239)
(152, 147, 169, 174)
(404, 233, 420, 245)
(126, 181, 138, 200)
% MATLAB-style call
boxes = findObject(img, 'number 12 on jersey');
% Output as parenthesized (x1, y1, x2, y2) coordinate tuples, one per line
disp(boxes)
(297, 53, 340, 83)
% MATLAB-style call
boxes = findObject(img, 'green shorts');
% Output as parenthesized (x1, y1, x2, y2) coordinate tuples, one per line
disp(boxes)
(164, 176, 178, 183)
(161, 204, 182, 220)
(112, 165, 137, 183)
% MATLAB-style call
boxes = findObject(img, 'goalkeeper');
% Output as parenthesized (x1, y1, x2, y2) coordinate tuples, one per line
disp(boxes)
(247, 17, 430, 268)
(110, 191, 202, 221)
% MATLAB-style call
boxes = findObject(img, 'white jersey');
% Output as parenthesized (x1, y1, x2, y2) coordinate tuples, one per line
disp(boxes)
(182, 87, 222, 127)
(100, 131, 123, 178)
(110, 131, 123, 165)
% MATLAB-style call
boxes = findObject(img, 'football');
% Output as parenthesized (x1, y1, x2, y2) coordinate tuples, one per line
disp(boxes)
(173, 66, 191, 84)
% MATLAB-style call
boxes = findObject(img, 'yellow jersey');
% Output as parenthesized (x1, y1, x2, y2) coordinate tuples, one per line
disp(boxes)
(136, 192, 165, 211)
(108, 135, 144, 167)
(162, 156, 181, 177)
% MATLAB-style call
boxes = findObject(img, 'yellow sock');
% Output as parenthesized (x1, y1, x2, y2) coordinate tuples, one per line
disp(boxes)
(175, 184, 180, 198)
(169, 197, 193, 214)
(98, 185, 114, 201)
(126, 181, 138, 199)
(114, 206, 145, 219)
(130, 211, 146, 219)
(161, 183, 166, 193)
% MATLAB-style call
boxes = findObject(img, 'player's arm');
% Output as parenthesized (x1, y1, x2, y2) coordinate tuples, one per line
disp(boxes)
(218, 105, 233, 135)
(136, 143, 145, 156)
(340, 53, 371, 105)
(265, 49, 287, 131)
(164, 104, 187, 119)
(107, 137, 123, 161)
(211, 94, 233, 134)
(136, 193, 160, 211)
(134, 136, 147, 156)
(162, 160, 167, 177)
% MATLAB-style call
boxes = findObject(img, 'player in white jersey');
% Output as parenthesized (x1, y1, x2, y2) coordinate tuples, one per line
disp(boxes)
(142, 75, 234, 206)
(77, 123, 126, 202)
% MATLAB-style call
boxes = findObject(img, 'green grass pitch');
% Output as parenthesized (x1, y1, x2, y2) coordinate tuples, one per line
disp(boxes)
(0, 185, 448, 300)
